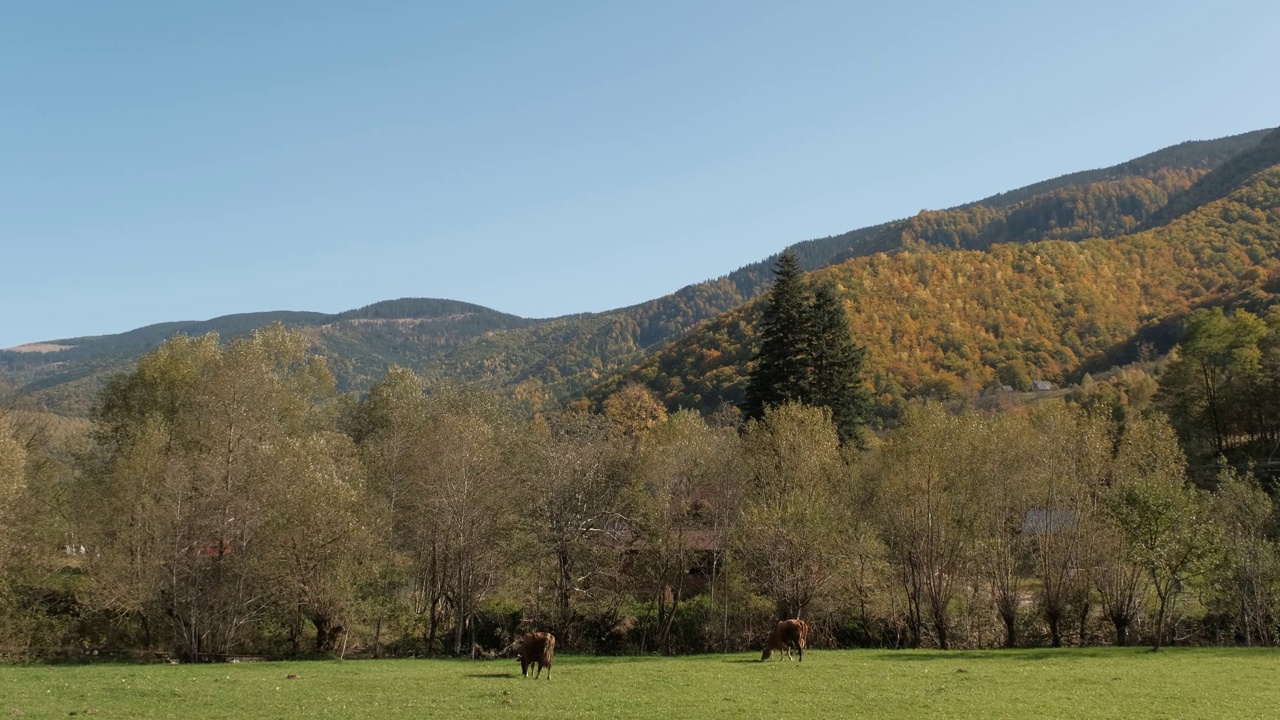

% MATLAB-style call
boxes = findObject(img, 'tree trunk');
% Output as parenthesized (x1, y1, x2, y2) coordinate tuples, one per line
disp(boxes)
(452, 600, 466, 657)
(901, 564, 924, 649)
(469, 615, 478, 658)
(141, 612, 154, 649)
(314, 615, 343, 654)
(1076, 600, 1090, 647)
(720, 555, 730, 652)
(1000, 609, 1017, 649)
(426, 595, 440, 657)
(1152, 593, 1170, 652)
(557, 547, 573, 641)
(658, 585, 681, 655)
(425, 543, 443, 657)
(1113, 617, 1128, 647)
(453, 558, 466, 657)
(1241, 598, 1252, 647)
(1046, 610, 1063, 648)
(291, 602, 304, 655)
(1200, 363, 1225, 455)
(933, 612, 950, 650)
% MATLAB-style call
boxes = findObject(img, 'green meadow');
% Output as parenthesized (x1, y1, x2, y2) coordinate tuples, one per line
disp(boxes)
(3, 648, 1278, 719)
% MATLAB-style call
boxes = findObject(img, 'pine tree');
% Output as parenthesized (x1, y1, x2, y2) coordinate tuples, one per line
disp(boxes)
(808, 282, 872, 446)
(743, 252, 871, 445)
(743, 250, 813, 421)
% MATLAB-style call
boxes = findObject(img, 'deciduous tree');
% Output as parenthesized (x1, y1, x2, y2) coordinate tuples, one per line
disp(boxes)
(1108, 413, 1209, 651)
(81, 325, 352, 659)
(1205, 467, 1280, 646)
(1030, 404, 1111, 648)
(0, 415, 26, 561)
(518, 411, 631, 648)
(629, 411, 739, 653)
(876, 405, 979, 649)
(738, 403, 850, 622)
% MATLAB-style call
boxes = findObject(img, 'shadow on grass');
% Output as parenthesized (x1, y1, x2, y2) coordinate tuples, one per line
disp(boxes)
(722, 659, 760, 664)
(466, 672, 519, 679)
(870, 647, 1168, 663)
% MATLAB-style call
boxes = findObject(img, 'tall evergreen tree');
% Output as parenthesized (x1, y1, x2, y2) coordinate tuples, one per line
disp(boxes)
(808, 282, 872, 446)
(743, 250, 813, 421)
(743, 253, 871, 445)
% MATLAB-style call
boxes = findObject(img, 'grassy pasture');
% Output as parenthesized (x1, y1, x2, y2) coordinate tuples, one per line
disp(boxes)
(3, 648, 1278, 719)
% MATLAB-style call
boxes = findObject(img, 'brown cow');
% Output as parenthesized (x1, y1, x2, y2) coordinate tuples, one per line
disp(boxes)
(761, 619, 808, 662)
(516, 631, 555, 679)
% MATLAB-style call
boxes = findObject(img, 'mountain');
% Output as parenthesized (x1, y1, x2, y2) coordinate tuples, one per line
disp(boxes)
(3, 127, 1274, 417)
(1, 300, 535, 417)
(588, 133, 1280, 421)
(1144, 126, 1280, 228)
(393, 127, 1277, 408)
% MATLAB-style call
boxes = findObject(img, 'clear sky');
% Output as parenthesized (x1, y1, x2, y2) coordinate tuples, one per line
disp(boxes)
(3, 1, 1279, 348)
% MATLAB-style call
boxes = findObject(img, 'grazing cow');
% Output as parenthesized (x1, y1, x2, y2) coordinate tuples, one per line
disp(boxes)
(761, 619, 809, 662)
(517, 631, 556, 679)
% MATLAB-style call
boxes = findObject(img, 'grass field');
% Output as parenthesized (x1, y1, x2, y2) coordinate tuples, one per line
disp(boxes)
(3, 648, 1278, 719)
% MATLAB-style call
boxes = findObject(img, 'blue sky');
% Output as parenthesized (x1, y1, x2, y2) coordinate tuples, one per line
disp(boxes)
(3, 0, 1279, 348)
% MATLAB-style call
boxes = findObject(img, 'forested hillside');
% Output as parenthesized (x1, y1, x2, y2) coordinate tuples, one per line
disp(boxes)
(1145, 126, 1280, 227)
(1, 128, 1272, 417)
(7, 128, 1280, 663)
(439, 129, 1274, 408)
(0, 299, 535, 417)
(594, 160, 1280, 422)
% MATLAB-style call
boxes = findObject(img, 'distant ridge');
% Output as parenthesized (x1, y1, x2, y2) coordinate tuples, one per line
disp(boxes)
(1144, 126, 1280, 228)
(30, 311, 331, 358)
(4, 126, 1276, 418)
(332, 297, 540, 324)
(585, 128, 1280, 417)
(966, 128, 1272, 210)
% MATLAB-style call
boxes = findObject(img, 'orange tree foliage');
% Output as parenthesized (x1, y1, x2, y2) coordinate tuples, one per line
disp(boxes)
(6, 130, 1270, 420)
(594, 166, 1280, 423)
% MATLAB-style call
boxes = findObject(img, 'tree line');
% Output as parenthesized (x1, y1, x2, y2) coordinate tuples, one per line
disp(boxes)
(1, 321, 1278, 660)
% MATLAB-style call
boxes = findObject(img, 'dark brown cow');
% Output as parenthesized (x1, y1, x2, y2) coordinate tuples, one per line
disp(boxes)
(517, 631, 555, 679)
(761, 619, 809, 662)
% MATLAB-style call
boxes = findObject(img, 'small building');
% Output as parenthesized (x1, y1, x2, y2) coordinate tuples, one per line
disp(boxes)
(1023, 509, 1076, 535)
(1031, 380, 1054, 392)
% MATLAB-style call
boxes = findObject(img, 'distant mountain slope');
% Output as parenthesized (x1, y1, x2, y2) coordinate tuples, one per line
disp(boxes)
(965, 128, 1271, 209)
(3, 127, 1273, 417)
(590, 161, 1280, 419)
(1144, 126, 1280, 228)
(1, 299, 535, 416)
(830, 169, 1202, 261)
(413, 129, 1277, 407)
